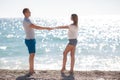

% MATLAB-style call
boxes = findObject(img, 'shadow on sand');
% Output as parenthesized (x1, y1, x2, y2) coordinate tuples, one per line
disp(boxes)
(16, 74, 35, 80)
(16, 74, 57, 80)
(61, 72, 75, 80)
(16, 72, 75, 80)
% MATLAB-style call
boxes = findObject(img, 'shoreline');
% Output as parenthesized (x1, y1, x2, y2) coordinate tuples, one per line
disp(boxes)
(0, 69, 120, 80)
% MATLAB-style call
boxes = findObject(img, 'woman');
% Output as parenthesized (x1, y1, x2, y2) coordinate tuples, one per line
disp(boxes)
(54, 14, 78, 73)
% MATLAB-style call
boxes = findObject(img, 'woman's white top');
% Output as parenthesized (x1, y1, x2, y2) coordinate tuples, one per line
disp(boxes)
(68, 25, 78, 39)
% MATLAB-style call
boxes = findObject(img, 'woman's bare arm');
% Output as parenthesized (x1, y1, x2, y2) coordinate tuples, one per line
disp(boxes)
(54, 26, 69, 29)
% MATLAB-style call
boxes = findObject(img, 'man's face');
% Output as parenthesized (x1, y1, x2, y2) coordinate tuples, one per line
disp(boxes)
(25, 10, 31, 17)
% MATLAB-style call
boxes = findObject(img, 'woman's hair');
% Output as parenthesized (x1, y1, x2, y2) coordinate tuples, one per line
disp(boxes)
(71, 14, 78, 26)
(23, 8, 29, 14)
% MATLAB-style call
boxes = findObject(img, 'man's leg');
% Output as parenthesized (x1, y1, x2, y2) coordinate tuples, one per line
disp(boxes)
(29, 53, 35, 73)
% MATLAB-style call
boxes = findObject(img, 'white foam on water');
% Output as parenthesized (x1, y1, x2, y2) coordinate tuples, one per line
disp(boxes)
(6, 34, 14, 38)
(0, 46, 7, 50)
(1, 55, 120, 71)
(75, 55, 120, 71)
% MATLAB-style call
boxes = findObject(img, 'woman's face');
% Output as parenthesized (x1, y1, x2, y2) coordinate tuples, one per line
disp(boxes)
(25, 10, 31, 17)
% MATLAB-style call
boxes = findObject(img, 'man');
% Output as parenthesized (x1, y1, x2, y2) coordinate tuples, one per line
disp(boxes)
(22, 8, 51, 76)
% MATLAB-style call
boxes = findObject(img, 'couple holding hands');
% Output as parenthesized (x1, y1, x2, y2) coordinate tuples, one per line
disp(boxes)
(23, 8, 78, 76)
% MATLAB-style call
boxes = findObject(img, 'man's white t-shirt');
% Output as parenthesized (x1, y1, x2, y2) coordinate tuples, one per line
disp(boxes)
(23, 18, 35, 39)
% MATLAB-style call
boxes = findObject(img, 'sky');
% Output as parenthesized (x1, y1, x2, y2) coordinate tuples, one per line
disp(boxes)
(0, 0, 120, 18)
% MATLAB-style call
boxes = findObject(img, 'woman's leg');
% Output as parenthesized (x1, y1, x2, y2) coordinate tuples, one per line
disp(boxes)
(70, 46, 76, 73)
(61, 45, 73, 72)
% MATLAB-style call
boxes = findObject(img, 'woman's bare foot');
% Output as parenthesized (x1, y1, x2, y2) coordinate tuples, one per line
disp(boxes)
(61, 68, 66, 73)
(69, 70, 74, 74)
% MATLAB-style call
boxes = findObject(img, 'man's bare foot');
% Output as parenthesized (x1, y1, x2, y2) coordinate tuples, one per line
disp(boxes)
(25, 71, 35, 77)
(30, 70, 35, 73)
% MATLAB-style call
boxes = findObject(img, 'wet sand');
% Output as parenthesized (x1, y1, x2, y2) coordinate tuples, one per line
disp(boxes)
(0, 69, 120, 80)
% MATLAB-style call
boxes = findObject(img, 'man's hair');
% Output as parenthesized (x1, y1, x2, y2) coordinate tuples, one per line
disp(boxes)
(23, 8, 29, 14)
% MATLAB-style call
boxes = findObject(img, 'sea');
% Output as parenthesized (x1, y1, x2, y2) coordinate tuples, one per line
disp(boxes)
(0, 15, 120, 71)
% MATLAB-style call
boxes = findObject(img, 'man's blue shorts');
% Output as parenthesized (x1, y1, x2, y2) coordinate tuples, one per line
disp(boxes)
(25, 39, 36, 54)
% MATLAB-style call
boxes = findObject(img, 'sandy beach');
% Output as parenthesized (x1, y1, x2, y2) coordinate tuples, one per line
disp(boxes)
(0, 69, 120, 80)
